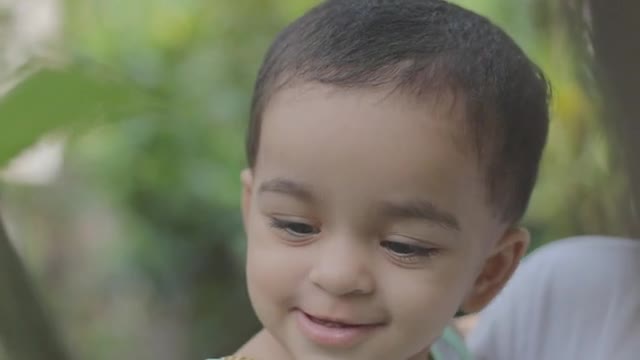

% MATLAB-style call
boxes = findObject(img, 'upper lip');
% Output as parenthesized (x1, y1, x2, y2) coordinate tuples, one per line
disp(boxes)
(301, 310, 383, 327)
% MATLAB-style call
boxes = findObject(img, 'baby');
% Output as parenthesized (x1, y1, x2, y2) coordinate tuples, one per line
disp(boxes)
(215, 0, 549, 359)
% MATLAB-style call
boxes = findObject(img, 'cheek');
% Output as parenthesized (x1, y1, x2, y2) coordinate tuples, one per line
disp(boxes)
(245, 216, 309, 310)
(382, 256, 474, 339)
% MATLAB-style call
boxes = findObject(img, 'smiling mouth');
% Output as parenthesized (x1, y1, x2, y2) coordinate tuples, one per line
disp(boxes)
(305, 312, 376, 328)
(295, 309, 383, 347)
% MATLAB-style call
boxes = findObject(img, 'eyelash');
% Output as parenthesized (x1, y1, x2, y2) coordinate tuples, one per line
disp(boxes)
(268, 218, 439, 263)
(380, 240, 440, 263)
(269, 218, 320, 238)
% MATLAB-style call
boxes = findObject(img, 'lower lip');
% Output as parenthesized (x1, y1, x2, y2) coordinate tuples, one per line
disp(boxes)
(294, 310, 381, 347)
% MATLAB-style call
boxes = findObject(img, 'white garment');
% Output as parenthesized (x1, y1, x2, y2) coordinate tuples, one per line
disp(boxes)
(467, 236, 640, 360)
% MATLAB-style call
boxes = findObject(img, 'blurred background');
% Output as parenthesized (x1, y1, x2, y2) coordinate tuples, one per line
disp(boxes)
(0, 0, 637, 359)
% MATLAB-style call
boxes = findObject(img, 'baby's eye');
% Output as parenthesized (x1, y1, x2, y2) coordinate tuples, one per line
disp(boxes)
(269, 218, 319, 237)
(380, 240, 437, 258)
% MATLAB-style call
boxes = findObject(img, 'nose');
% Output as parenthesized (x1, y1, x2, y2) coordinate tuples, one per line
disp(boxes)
(308, 236, 375, 297)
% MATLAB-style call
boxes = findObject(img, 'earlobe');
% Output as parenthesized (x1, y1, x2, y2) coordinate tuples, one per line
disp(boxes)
(240, 169, 254, 227)
(462, 227, 530, 313)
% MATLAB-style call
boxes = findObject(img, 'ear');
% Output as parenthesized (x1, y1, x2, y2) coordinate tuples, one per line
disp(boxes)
(461, 227, 530, 313)
(240, 168, 254, 228)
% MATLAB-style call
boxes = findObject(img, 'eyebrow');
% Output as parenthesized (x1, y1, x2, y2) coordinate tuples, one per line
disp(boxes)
(258, 178, 459, 231)
(258, 178, 314, 202)
(381, 199, 461, 231)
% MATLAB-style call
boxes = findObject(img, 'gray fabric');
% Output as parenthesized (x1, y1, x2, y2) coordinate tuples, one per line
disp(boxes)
(467, 236, 640, 360)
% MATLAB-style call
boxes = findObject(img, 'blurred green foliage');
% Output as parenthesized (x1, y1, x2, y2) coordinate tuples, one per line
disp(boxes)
(0, 67, 150, 166)
(0, 0, 633, 359)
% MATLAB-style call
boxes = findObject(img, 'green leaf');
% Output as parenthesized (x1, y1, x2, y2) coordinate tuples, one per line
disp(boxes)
(0, 66, 152, 167)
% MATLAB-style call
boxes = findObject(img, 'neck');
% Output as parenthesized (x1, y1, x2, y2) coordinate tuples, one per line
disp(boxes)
(408, 346, 432, 360)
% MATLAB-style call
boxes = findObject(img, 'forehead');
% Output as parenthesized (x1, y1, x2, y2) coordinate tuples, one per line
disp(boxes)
(256, 83, 487, 216)
(258, 83, 471, 172)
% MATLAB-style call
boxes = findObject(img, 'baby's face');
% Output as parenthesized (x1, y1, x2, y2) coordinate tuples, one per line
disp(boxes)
(241, 84, 504, 360)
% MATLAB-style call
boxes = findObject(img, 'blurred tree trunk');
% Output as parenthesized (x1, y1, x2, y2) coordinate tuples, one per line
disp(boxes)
(589, 0, 640, 233)
(0, 211, 69, 360)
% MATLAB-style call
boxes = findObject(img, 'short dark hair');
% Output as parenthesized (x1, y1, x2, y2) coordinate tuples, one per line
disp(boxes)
(246, 0, 550, 224)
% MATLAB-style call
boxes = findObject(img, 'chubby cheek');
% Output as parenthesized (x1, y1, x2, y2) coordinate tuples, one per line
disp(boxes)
(245, 215, 308, 321)
(396, 285, 460, 343)
(385, 255, 473, 344)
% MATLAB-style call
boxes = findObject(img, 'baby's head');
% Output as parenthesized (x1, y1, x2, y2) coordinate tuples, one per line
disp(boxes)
(239, 0, 549, 359)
